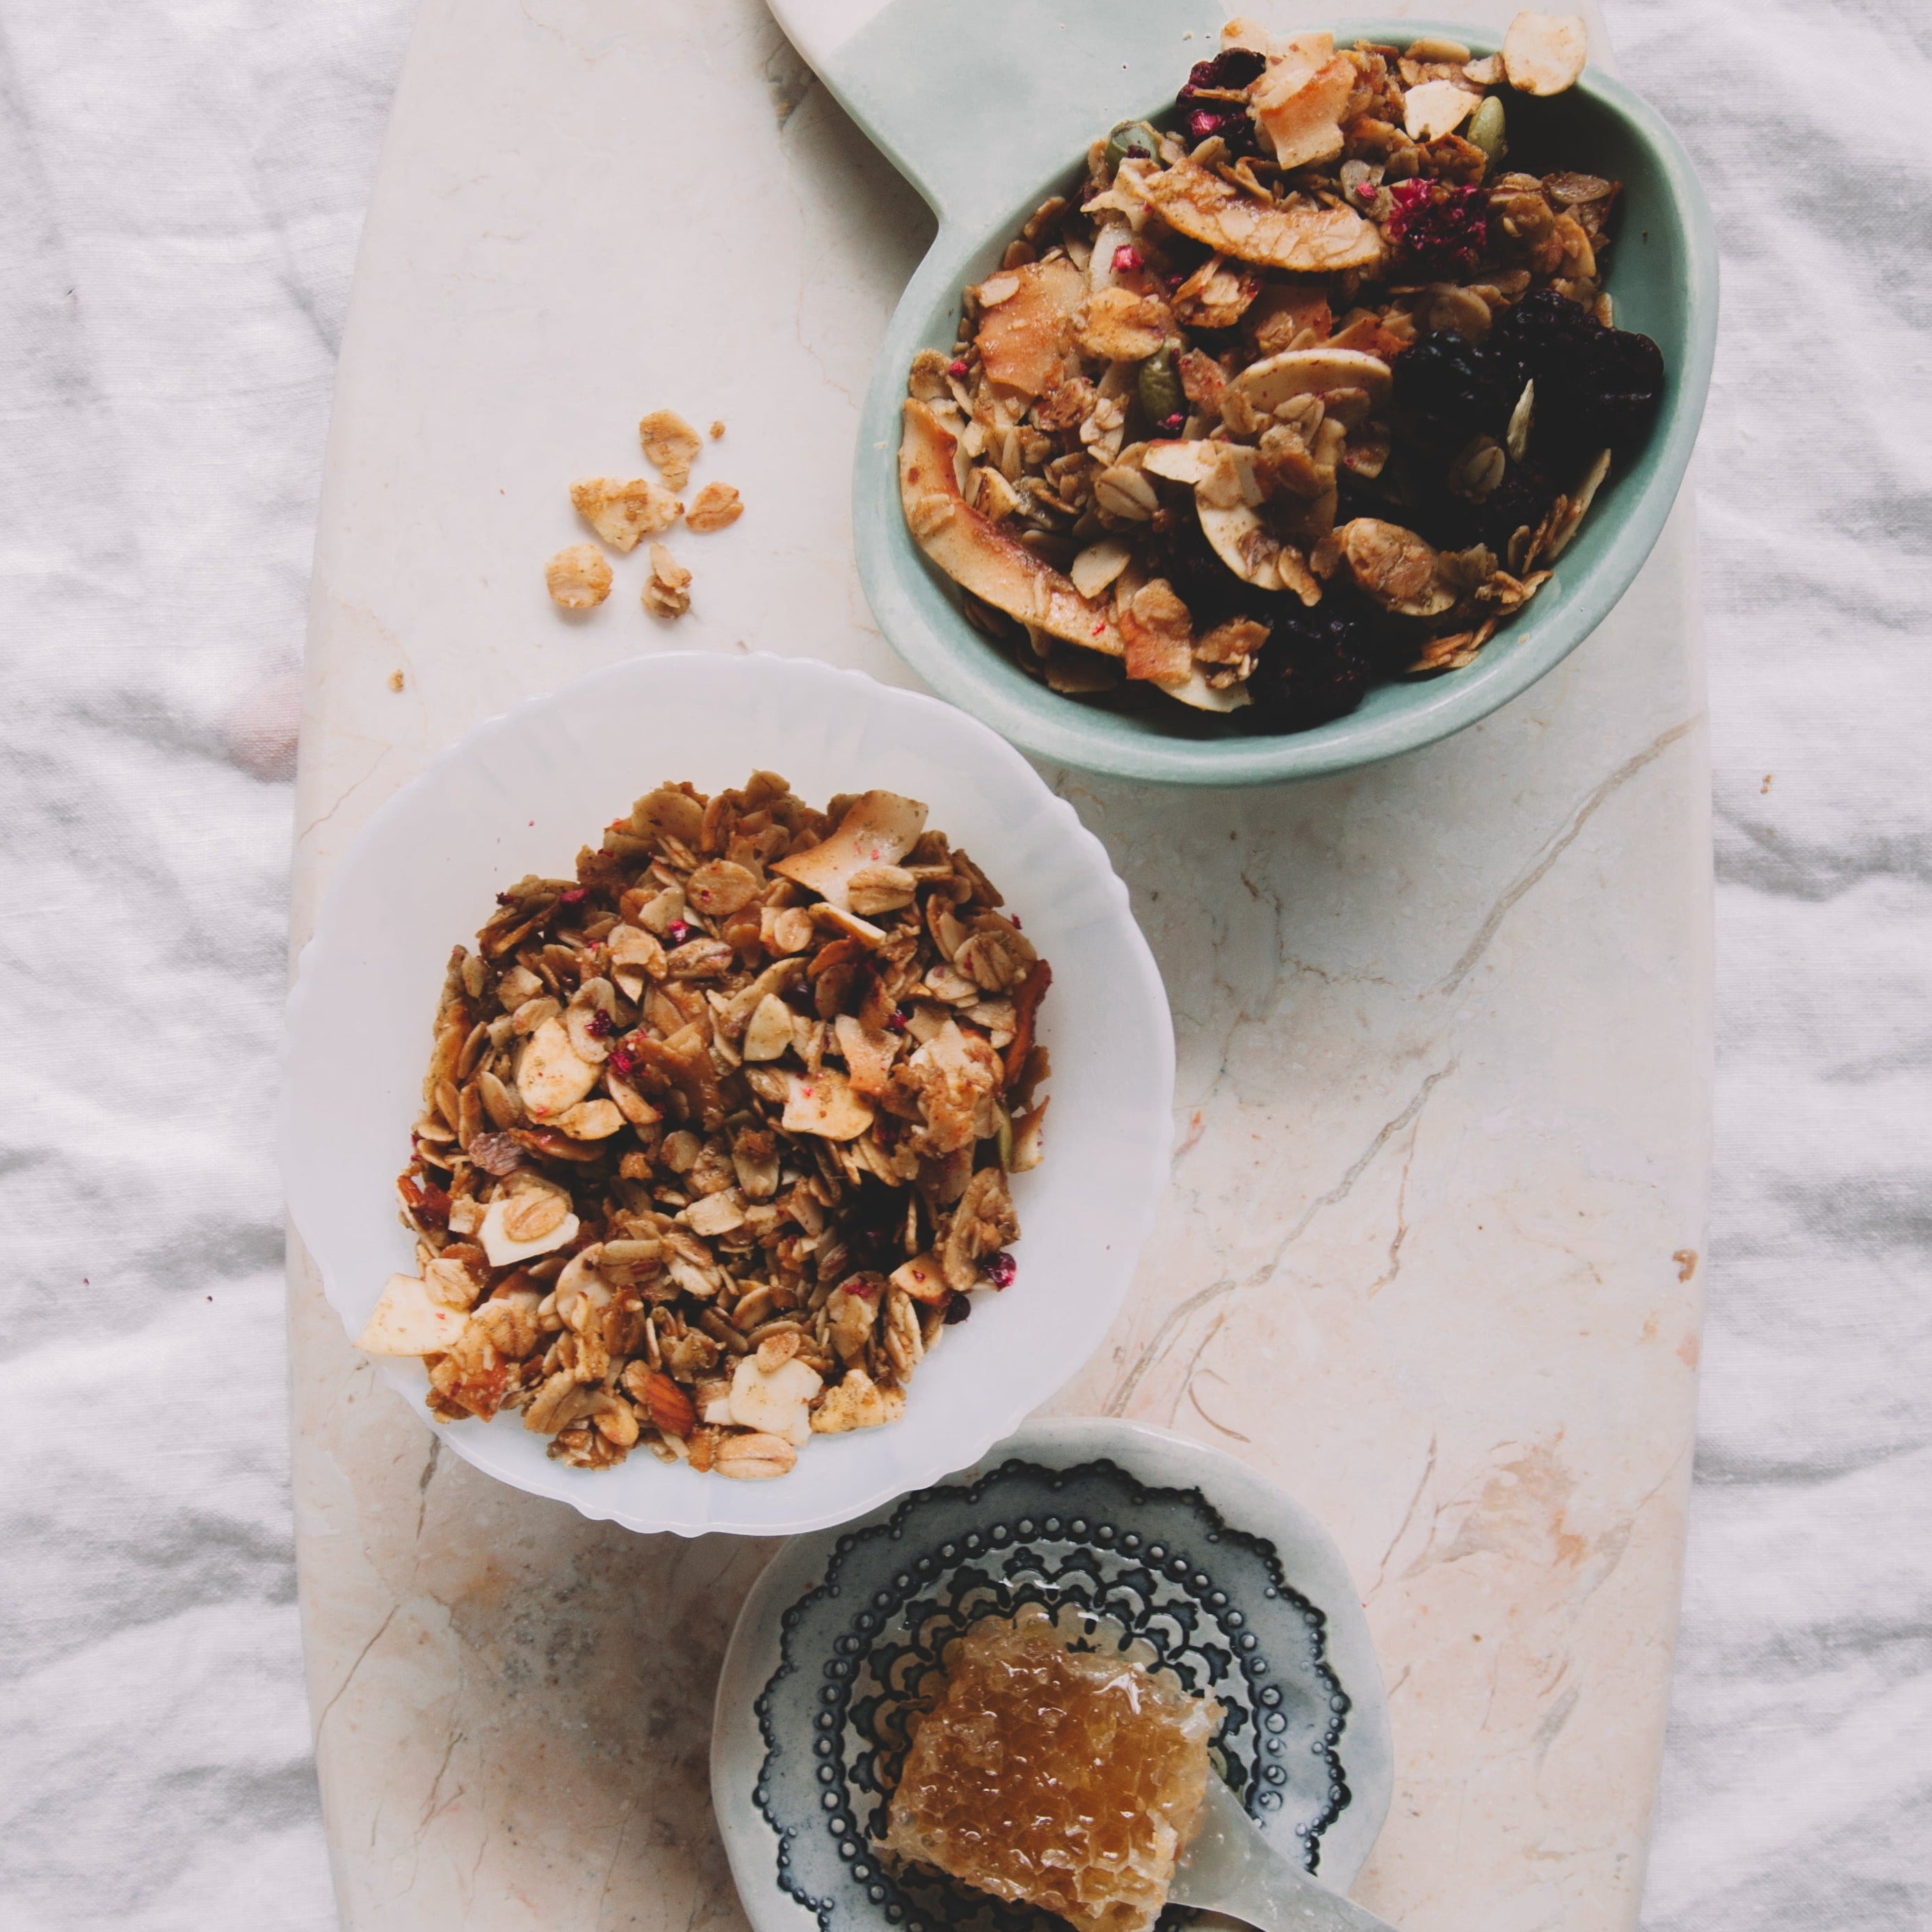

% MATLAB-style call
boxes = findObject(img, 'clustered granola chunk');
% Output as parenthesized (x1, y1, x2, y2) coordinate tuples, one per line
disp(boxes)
(357, 774, 1051, 1480)
(545, 410, 741, 617)
(899, 12, 1664, 731)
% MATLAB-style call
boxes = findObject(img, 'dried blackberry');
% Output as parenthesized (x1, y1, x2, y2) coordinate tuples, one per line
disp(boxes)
(1246, 595, 1383, 733)
(1492, 289, 1664, 461)
(1180, 47, 1267, 93)
(1392, 333, 1510, 444)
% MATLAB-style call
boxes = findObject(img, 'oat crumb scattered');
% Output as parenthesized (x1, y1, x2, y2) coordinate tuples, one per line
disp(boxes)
(686, 481, 744, 533)
(546, 542, 613, 611)
(387, 670, 405, 692)
(709, 419, 726, 440)
(639, 409, 702, 492)
(642, 542, 692, 619)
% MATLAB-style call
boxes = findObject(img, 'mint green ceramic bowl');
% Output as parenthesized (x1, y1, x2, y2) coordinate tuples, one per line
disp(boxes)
(813, 5, 1715, 786)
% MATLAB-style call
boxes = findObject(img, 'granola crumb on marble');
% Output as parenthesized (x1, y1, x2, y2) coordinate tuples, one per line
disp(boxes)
(545, 543, 613, 610)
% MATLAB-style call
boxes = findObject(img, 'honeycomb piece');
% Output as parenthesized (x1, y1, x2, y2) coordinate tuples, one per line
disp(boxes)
(877, 1614, 1219, 1932)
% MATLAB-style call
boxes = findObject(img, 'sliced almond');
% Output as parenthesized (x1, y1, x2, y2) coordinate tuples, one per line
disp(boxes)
(1068, 538, 1134, 600)
(974, 257, 1086, 398)
(686, 1191, 748, 1237)
(1232, 346, 1394, 415)
(1143, 439, 1223, 487)
(1502, 10, 1588, 95)
(889, 1253, 949, 1307)
(1128, 158, 1384, 273)
(781, 1067, 875, 1141)
(553, 1097, 623, 1140)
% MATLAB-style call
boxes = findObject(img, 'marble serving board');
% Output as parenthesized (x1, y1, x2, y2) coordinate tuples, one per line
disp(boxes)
(287, 1, 1712, 1926)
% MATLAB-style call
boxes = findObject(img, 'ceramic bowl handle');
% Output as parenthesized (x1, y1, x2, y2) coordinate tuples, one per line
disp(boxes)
(769, 0, 1619, 233)
(765, 0, 1205, 229)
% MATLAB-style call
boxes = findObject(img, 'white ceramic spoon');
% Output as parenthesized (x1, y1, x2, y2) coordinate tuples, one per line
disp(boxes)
(1171, 1776, 1402, 1932)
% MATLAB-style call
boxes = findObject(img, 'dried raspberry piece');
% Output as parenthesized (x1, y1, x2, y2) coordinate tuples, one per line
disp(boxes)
(1384, 179, 1488, 276)
(985, 1251, 1017, 1289)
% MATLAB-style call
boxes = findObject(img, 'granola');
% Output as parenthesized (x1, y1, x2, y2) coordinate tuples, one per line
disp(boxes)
(359, 774, 1051, 1479)
(900, 13, 1664, 730)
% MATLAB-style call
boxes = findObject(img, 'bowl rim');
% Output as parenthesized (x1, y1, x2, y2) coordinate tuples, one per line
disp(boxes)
(851, 21, 1718, 787)
(277, 650, 1177, 1538)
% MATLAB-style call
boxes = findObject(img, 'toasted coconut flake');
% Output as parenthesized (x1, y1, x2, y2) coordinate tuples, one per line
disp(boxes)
(1166, 668, 1254, 714)
(900, 401, 1125, 657)
(773, 789, 927, 908)
(782, 1067, 875, 1141)
(357, 1273, 468, 1356)
(974, 257, 1086, 398)
(1502, 10, 1588, 95)
(1128, 158, 1384, 273)
(1403, 79, 1481, 143)
(729, 1351, 823, 1442)
(1249, 40, 1355, 168)
(1197, 496, 1285, 591)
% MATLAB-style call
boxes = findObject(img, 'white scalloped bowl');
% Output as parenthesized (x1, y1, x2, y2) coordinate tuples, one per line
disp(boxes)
(279, 652, 1175, 1538)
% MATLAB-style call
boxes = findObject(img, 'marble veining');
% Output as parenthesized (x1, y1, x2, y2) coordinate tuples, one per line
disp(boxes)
(289, 2, 1709, 1926)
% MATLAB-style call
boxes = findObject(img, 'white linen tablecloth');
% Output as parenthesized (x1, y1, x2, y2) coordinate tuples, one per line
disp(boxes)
(1, 1, 1924, 1925)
